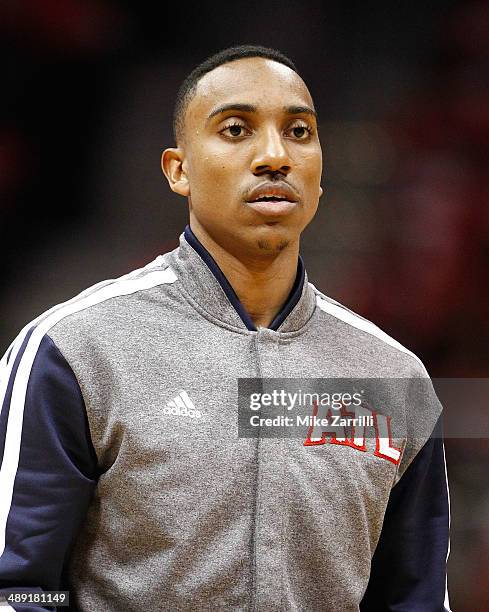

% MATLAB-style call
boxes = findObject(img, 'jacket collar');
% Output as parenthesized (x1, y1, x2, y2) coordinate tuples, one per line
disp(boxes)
(168, 225, 316, 333)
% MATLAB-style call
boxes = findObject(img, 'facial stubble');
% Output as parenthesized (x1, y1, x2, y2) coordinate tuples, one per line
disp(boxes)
(257, 239, 290, 252)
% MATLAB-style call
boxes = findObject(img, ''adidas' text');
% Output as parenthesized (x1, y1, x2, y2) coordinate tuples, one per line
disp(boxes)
(164, 390, 202, 418)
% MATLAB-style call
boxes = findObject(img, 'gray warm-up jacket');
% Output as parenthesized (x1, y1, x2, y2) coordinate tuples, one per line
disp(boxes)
(0, 225, 451, 611)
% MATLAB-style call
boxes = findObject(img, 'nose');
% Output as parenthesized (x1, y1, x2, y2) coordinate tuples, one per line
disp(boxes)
(250, 125, 291, 176)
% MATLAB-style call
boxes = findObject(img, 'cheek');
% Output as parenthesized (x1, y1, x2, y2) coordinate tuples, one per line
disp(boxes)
(295, 150, 322, 189)
(303, 148, 322, 177)
(189, 145, 239, 195)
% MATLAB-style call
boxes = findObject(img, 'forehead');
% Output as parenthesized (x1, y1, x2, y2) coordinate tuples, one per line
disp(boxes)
(187, 57, 314, 122)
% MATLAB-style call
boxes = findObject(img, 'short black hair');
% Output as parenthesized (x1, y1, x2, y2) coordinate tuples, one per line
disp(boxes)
(173, 44, 298, 144)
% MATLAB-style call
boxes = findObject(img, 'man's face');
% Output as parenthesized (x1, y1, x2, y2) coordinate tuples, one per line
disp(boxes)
(166, 57, 323, 257)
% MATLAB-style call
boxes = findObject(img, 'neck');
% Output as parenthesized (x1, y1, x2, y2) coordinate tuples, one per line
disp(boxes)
(187, 223, 301, 329)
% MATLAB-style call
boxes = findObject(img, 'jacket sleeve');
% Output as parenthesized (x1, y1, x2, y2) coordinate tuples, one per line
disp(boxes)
(0, 330, 99, 611)
(360, 414, 451, 611)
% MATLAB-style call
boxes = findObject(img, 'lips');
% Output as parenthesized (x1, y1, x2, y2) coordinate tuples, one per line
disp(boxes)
(245, 181, 298, 204)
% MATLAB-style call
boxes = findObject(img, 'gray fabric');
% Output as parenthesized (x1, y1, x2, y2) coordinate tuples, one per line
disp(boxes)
(48, 231, 440, 611)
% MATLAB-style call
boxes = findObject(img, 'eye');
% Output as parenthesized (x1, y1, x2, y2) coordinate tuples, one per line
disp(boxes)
(287, 122, 314, 140)
(219, 121, 250, 138)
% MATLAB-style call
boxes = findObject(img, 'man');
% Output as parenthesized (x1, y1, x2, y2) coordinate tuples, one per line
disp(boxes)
(0, 45, 450, 611)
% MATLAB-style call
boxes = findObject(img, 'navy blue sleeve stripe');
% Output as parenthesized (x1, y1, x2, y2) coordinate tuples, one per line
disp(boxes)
(5, 345, 14, 366)
(0, 327, 36, 471)
(360, 414, 450, 611)
(0, 333, 98, 610)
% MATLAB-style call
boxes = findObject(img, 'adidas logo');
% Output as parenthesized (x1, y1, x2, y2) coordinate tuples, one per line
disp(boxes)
(163, 390, 202, 418)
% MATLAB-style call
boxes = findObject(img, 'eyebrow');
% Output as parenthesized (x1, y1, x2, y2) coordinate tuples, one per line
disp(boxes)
(285, 105, 317, 119)
(205, 103, 317, 124)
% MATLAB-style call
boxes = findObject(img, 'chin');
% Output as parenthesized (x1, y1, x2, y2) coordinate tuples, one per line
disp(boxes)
(252, 224, 295, 253)
(256, 238, 290, 252)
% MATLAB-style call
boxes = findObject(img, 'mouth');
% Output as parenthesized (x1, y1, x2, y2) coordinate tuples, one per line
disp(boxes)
(244, 184, 299, 217)
(248, 195, 295, 203)
(244, 197, 298, 217)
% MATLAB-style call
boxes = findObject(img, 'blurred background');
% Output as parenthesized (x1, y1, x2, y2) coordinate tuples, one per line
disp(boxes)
(1, 0, 488, 608)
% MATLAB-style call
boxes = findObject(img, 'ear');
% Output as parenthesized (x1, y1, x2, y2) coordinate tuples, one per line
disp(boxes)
(319, 185, 324, 198)
(161, 148, 190, 197)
